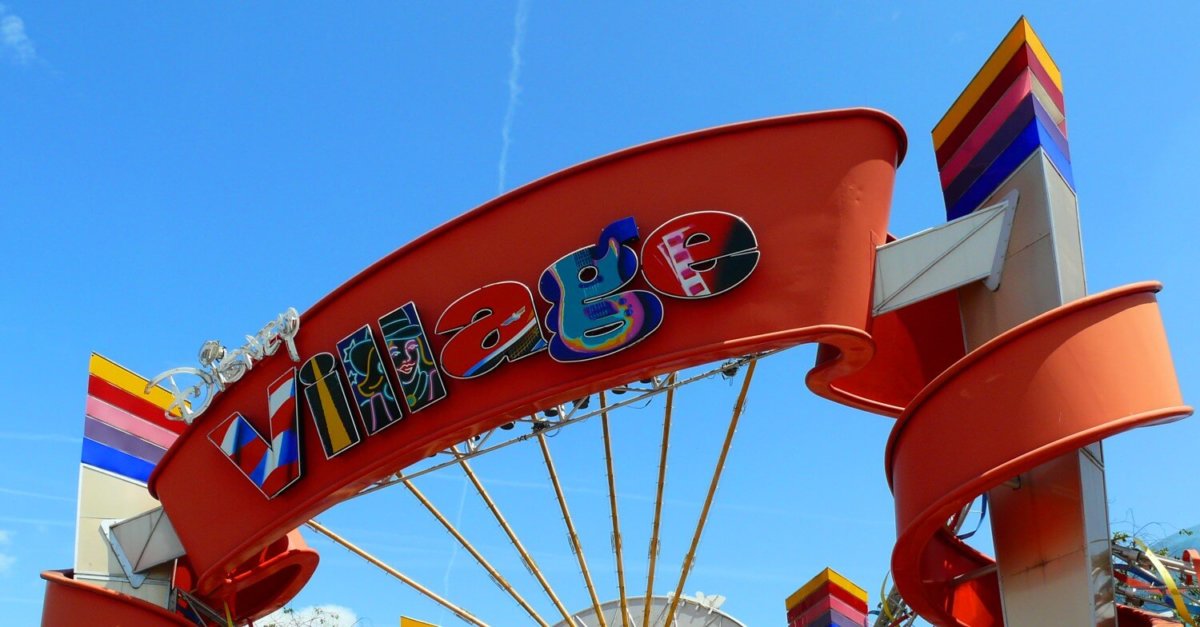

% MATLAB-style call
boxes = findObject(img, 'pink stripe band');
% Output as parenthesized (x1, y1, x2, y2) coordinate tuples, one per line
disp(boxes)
(939, 70, 1034, 187)
(86, 396, 180, 449)
(797, 593, 867, 624)
(936, 69, 1070, 187)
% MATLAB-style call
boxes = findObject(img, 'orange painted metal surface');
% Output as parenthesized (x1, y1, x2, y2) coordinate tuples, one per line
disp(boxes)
(40, 529, 316, 626)
(41, 569, 194, 626)
(886, 282, 1191, 626)
(175, 529, 319, 624)
(812, 290, 965, 416)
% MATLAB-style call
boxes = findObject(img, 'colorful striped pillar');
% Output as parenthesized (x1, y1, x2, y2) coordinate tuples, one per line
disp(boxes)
(74, 354, 186, 607)
(932, 17, 1117, 625)
(785, 568, 868, 627)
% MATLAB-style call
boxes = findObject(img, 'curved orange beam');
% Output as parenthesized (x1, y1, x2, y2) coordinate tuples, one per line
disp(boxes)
(41, 569, 195, 626)
(886, 282, 1192, 626)
(191, 529, 319, 624)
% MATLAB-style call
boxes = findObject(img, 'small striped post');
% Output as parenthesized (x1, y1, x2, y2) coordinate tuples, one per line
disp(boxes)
(785, 568, 868, 627)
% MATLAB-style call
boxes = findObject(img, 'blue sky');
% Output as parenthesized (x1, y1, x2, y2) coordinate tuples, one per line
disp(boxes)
(2, 3, 1199, 626)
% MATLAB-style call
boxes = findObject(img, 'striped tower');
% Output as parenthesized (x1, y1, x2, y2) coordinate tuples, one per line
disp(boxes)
(785, 568, 868, 627)
(933, 17, 1115, 625)
(934, 17, 1069, 222)
(76, 354, 186, 606)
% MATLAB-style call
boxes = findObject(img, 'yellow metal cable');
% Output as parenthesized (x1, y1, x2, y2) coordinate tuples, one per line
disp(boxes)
(642, 373, 676, 627)
(454, 448, 576, 625)
(879, 573, 894, 623)
(600, 390, 631, 627)
(539, 431, 607, 626)
(664, 359, 757, 627)
(1136, 538, 1198, 626)
(305, 520, 488, 626)
(401, 478, 548, 626)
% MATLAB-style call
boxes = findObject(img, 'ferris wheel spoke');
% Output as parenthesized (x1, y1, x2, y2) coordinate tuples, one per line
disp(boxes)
(664, 359, 758, 627)
(353, 354, 772, 502)
(452, 445, 577, 625)
(401, 477, 550, 626)
(333, 354, 772, 625)
(642, 372, 676, 627)
(600, 391, 632, 627)
(304, 519, 488, 627)
(539, 431, 607, 626)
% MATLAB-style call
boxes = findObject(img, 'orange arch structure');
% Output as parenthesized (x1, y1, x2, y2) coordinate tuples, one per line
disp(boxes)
(40, 108, 1189, 626)
(885, 282, 1190, 626)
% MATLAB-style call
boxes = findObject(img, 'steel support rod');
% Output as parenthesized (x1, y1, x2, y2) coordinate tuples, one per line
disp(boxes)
(453, 446, 576, 625)
(538, 432, 607, 626)
(304, 519, 488, 627)
(642, 373, 676, 627)
(401, 478, 549, 626)
(664, 359, 757, 626)
(600, 391, 631, 627)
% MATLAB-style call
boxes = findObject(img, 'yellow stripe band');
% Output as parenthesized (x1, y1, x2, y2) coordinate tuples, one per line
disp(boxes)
(88, 353, 180, 416)
(785, 567, 868, 609)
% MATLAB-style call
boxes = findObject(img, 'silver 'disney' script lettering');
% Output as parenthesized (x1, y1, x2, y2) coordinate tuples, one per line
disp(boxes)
(146, 308, 301, 424)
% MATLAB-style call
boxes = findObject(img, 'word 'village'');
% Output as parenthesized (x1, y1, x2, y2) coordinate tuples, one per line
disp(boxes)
(150, 211, 760, 499)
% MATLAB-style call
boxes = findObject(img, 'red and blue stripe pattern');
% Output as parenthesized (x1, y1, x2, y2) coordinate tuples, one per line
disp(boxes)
(82, 354, 187, 484)
(207, 369, 301, 498)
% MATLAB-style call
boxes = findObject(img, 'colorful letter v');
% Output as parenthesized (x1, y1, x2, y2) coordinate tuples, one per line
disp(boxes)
(207, 369, 302, 498)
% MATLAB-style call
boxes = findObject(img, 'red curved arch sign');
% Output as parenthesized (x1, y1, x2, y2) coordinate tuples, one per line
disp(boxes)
(149, 109, 948, 599)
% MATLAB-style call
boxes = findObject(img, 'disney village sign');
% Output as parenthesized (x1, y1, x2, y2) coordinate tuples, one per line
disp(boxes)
(149, 212, 760, 499)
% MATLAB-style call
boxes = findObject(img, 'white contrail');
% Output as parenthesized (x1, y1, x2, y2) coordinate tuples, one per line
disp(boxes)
(0, 487, 73, 503)
(0, 431, 80, 444)
(0, 516, 72, 528)
(440, 477, 470, 596)
(496, 0, 531, 194)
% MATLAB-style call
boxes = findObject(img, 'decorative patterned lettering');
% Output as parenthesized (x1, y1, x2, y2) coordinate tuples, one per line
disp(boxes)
(435, 281, 547, 379)
(207, 369, 301, 498)
(380, 303, 448, 413)
(337, 326, 404, 434)
(298, 352, 362, 458)
(641, 211, 760, 299)
(539, 217, 664, 362)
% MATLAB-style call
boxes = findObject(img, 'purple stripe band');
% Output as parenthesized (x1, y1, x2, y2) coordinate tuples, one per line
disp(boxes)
(83, 416, 166, 465)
